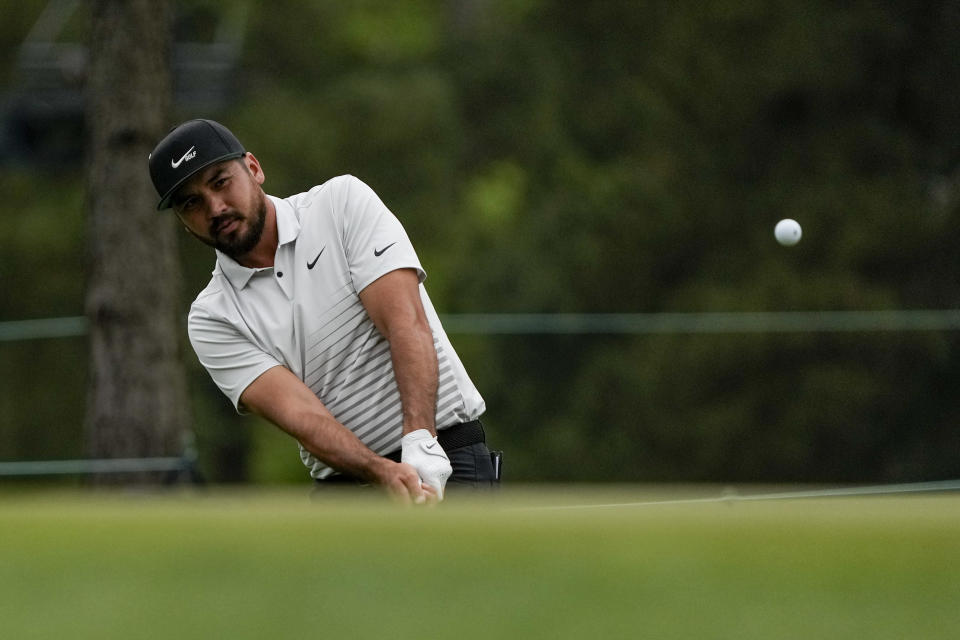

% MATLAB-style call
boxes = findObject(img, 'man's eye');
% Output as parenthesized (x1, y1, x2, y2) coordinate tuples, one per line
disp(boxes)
(215, 177, 230, 188)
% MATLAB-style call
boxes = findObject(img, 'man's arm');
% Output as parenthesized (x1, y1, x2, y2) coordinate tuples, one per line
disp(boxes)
(359, 268, 439, 436)
(239, 365, 429, 502)
(359, 268, 452, 497)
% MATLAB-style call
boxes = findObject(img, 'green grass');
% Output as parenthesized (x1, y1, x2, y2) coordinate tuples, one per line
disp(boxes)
(1, 486, 958, 639)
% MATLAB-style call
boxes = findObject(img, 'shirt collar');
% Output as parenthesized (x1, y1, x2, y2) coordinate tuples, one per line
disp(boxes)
(215, 194, 301, 290)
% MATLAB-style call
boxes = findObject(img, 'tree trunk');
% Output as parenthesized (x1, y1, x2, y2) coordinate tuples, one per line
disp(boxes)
(84, 0, 190, 476)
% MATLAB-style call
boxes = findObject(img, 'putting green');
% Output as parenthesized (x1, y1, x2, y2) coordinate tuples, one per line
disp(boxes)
(1, 486, 958, 639)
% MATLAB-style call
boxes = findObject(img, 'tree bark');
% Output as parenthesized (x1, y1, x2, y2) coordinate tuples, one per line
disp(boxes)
(85, 0, 190, 475)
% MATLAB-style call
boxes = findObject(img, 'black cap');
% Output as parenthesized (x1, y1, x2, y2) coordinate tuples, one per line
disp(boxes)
(148, 119, 246, 210)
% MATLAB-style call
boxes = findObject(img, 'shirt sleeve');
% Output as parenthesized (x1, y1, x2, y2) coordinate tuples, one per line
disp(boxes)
(188, 302, 283, 413)
(334, 175, 425, 293)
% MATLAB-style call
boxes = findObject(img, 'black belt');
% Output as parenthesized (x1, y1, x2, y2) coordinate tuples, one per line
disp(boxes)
(437, 418, 486, 451)
(382, 419, 485, 462)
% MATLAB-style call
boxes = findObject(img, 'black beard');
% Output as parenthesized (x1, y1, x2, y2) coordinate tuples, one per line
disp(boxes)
(214, 198, 267, 259)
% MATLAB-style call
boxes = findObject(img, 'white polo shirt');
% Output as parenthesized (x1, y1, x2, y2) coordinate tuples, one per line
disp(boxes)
(187, 175, 485, 479)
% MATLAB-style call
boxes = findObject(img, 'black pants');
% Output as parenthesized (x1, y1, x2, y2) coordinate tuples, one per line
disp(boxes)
(446, 441, 499, 488)
(315, 420, 501, 489)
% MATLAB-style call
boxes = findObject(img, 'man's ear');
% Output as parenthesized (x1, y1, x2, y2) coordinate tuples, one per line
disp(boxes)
(244, 152, 266, 185)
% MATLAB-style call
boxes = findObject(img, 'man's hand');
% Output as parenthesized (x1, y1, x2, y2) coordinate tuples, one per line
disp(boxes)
(375, 459, 437, 505)
(401, 429, 452, 500)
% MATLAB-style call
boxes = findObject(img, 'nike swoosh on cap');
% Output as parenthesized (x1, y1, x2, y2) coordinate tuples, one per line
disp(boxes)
(171, 146, 197, 169)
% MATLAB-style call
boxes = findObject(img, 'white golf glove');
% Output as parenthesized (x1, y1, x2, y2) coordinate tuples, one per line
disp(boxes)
(401, 429, 452, 500)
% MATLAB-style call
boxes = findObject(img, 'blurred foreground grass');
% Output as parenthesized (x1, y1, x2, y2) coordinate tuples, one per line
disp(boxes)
(1, 485, 958, 639)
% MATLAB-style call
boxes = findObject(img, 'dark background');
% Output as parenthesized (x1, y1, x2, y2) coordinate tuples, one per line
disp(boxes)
(2, 0, 959, 483)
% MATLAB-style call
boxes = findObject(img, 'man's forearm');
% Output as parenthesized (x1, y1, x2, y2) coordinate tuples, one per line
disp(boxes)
(357, 269, 441, 436)
(291, 408, 432, 502)
(295, 414, 393, 481)
(386, 323, 439, 435)
(239, 366, 391, 481)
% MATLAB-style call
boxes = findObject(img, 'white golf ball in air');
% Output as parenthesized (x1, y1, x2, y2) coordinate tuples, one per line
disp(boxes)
(774, 219, 802, 246)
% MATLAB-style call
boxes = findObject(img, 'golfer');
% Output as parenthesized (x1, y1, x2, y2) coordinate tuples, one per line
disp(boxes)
(148, 119, 498, 503)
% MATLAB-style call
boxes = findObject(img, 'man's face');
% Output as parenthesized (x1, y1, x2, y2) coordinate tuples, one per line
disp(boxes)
(171, 154, 267, 259)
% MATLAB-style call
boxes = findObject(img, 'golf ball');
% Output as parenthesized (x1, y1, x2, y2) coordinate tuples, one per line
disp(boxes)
(774, 219, 802, 246)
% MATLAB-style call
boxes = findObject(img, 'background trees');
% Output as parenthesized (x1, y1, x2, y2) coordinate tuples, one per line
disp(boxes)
(1, 0, 958, 483)
(84, 0, 190, 474)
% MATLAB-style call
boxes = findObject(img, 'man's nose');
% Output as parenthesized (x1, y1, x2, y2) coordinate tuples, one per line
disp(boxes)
(206, 193, 229, 217)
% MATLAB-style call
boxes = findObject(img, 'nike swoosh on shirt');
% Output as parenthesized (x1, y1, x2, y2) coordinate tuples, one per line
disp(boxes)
(307, 247, 325, 269)
(373, 242, 397, 257)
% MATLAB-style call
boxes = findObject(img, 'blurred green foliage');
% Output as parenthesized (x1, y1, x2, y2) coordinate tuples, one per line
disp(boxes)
(2, 0, 959, 483)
